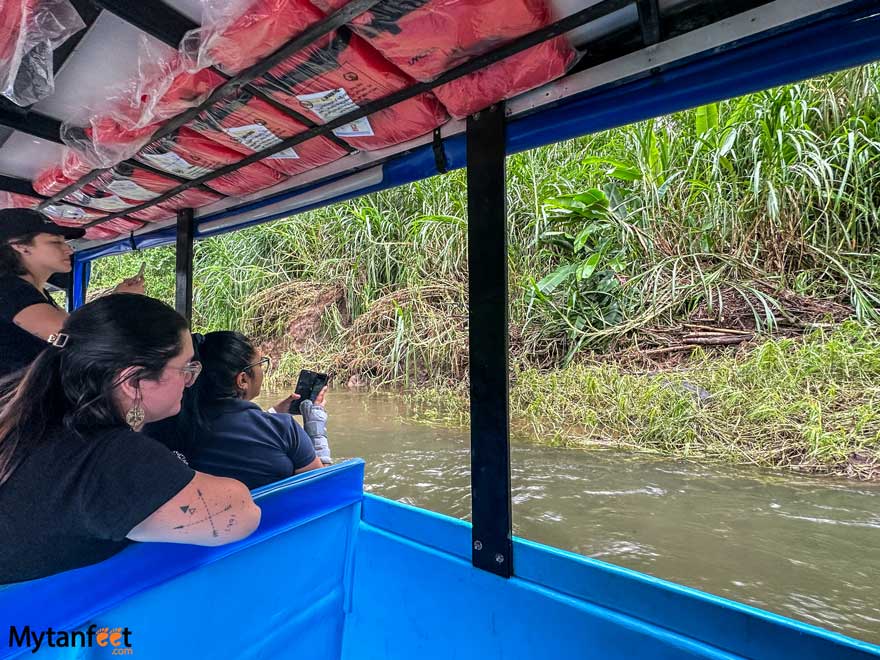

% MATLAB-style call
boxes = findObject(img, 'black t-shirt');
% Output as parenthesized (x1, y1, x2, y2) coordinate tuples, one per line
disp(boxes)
(0, 275, 61, 379)
(0, 426, 195, 584)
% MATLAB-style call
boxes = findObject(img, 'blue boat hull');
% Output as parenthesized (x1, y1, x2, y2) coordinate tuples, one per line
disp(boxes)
(1, 460, 877, 659)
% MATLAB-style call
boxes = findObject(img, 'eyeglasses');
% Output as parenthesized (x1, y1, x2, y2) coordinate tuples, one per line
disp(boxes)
(242, 356, 271, 374)
(172, 360, 202, 387)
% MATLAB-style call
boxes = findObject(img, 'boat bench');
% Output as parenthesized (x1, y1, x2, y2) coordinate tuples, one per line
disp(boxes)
(1, 459, 876, 659)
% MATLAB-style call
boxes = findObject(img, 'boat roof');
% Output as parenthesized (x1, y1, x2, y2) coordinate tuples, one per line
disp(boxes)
(0, 0, 877, 261)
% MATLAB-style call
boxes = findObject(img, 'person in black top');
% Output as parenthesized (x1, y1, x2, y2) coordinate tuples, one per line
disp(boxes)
(0, 208, 145, 380)
(182, 331, 327, 490)
(0, 295, 261, 584)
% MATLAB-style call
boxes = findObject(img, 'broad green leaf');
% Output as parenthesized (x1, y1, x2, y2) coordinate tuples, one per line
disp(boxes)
(719, 127, 737, 156)
(573, 224, 603, 252)
(537, 264, 578, 293)
(545, 189, 609, 219)
(696, 103, 719, 135)
(606, 165, 643, 181)
(576, 252, 602, 281)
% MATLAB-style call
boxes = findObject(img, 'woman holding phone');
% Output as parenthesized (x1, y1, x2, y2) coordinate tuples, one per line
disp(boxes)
(171, 331, 329, 490)
(0, 209, 146, 380)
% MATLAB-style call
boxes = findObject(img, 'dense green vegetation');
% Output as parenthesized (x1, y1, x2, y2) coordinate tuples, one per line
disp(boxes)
(90, 65, 880, 477)
(409, 323, 880, 479)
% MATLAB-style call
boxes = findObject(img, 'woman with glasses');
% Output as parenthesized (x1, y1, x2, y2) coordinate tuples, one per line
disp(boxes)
(181, 331, 327, 490)
(0, 295, 261, 584)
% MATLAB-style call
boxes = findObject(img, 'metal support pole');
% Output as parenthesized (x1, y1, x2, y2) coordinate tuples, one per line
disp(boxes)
(637, 0, 662, 46)
(68, 258, 90, 311)
(466, 103, 512, 578)
(175, 209, 195, 323)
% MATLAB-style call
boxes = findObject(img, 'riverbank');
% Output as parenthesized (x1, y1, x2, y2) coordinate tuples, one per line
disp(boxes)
(265, 323, 880, 480)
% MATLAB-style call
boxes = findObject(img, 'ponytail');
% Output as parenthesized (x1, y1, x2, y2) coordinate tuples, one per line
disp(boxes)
(0, 349, 65, 485)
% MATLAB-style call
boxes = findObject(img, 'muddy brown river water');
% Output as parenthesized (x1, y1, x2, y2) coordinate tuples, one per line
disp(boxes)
(258, 390, 880, 645)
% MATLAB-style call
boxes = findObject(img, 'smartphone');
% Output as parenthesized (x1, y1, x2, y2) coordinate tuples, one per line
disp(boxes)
(290, 369, 328, 414)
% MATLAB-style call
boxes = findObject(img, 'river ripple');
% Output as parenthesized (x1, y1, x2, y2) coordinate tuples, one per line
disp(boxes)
(259, 390, 880, 644)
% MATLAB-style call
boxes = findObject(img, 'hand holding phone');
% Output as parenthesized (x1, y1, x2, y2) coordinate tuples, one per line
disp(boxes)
(290, 369, 329, 414)
(113, 262, 147, 295)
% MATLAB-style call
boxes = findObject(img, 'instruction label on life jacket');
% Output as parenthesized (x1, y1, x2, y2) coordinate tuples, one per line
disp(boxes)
(296, 89, 374, 137)
(140, 151, 213, 179)
(106, 179, 160, 201)
(68, 190, 131, 212)
(222, 124, 300, 159)
(44, 204, 87, 220)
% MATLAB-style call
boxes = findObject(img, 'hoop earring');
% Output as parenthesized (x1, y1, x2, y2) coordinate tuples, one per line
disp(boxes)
(126, 389, 145, 431)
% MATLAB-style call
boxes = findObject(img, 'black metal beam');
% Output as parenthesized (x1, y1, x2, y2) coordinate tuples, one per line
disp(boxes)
(71, 0, 632, 227)
(0, 174, 40, 197)
(467, 103, 512, 578)
(90, 0, 191, 48)
(175, 208, 194, 323)
(0, 99, 63, 143)
(637, 0, 662, 46)
(0, 126, 13, 150)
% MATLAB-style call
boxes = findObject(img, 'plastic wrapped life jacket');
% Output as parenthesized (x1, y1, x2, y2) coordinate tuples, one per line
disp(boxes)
(79, 224, 127, 240)
(253, 29, 447, 151)
(92, 163, 221, 206)
(59, 54, 223, 170)
(110, 167, 223, 222)
(0, 0, 84, 106)
(0, 0, 38, 105)
(130, 61, 225, 129)
(0, 191, 41, 210)
(61, 115, 158, 175)
(33, 148, 102, 198)
(0, 191, 132, 239)
(40, 201, 104, 225)
(35, 160, 222, 223)
(19, 174, 116, 227)
(0, 1, 28, 77)
(311, 0, 576, 119)
(188, 89, 347, 176)
(64, 163, 221, 220)
(134, 126, 286, 196)
(33, 165, 76, 197)
(195, 0, 446, 151)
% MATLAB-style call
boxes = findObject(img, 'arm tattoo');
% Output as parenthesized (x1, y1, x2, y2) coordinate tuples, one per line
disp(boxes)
(171, 489, 232, 537)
